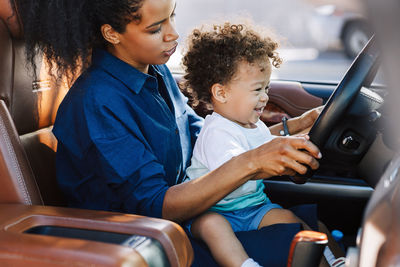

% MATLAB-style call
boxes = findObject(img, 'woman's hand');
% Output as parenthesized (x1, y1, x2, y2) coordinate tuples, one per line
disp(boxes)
(250, 135, 321, 179)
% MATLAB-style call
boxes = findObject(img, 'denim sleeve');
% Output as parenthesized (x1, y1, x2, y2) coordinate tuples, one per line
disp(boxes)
(84, 90, 170, 218)
(92, 133, 169, 218)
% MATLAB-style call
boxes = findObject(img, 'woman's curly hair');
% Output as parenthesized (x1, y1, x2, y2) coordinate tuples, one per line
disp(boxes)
(13, 0, 144, 80)
(182, 22, 282, 106)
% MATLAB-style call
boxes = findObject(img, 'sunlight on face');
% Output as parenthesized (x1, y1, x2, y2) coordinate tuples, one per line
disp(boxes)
(109, 0, 179, 73)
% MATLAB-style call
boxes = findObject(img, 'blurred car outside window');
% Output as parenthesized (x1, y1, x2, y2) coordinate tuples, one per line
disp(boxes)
(168, 0, 383, 84)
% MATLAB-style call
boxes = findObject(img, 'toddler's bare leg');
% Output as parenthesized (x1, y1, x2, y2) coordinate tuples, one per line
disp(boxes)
(191, 212, 249, 267)
(257, 208, 302, 229)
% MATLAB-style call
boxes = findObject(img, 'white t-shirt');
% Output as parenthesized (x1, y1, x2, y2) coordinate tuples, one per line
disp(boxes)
(185, 112, 275, 211)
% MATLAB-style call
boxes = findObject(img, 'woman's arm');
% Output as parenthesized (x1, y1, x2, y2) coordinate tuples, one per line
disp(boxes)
(163, 152, 254, 223)
(162, 136, 321, 222)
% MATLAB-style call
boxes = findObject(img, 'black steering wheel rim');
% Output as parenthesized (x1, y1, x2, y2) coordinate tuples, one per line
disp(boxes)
(309, 35, 380, 149)
(290, 36, 380, 183)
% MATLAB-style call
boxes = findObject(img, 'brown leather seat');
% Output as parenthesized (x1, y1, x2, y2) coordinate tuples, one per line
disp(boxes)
(0, 0, 68, 206)
(0, 99, 42, 205)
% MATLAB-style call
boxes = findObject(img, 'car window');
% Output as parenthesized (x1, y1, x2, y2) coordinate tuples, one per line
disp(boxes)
(168, 0, 384, 84)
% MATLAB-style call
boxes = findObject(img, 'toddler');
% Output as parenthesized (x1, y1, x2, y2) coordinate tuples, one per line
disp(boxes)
(182, 22, 342, 267)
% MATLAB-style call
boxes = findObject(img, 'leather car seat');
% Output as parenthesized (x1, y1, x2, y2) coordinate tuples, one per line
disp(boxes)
(0, 99, 42, 205)
(0, 0, 68, 206)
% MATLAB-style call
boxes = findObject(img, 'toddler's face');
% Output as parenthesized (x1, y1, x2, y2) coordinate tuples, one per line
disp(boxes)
(223, 60, 271, 128)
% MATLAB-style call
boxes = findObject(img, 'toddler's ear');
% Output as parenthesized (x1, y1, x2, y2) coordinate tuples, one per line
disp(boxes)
(211, 83, 228, 103)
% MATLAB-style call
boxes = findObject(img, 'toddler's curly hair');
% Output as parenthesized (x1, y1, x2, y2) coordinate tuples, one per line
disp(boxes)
(182, 22, 282, 105)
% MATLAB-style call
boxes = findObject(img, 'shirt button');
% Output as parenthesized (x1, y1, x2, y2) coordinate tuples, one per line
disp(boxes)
(175, 129, 179, 134)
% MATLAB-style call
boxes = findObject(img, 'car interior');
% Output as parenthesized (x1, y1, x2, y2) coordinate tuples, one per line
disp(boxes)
(0, 0, 399, 266)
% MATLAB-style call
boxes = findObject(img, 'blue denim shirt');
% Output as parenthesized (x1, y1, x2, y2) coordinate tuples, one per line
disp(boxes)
(53, 49, 203, 218)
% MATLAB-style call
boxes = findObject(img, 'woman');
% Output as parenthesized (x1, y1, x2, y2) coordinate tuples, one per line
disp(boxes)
(15, 0, 332, 265)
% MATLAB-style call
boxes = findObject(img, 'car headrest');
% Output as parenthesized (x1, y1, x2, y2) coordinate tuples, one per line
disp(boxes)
(0, 0, 23, 39)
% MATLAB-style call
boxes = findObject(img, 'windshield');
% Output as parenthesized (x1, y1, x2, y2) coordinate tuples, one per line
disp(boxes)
(168, 0, 385, 84)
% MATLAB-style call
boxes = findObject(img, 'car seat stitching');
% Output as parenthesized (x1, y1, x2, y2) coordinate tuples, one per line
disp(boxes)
(0, 117, 31, 204)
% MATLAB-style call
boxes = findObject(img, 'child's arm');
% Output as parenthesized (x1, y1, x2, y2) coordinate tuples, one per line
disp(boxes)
(269, 106, 323, 136)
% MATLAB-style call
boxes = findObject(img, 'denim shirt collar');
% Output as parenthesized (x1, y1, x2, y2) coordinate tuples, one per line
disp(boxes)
(91, 49, 164, 94)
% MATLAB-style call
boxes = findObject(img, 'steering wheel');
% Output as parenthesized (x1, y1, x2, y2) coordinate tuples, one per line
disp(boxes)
(290, 35, 381, 184)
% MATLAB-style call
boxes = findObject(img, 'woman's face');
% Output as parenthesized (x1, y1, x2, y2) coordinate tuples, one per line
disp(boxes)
(107, 0, 179, 73)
